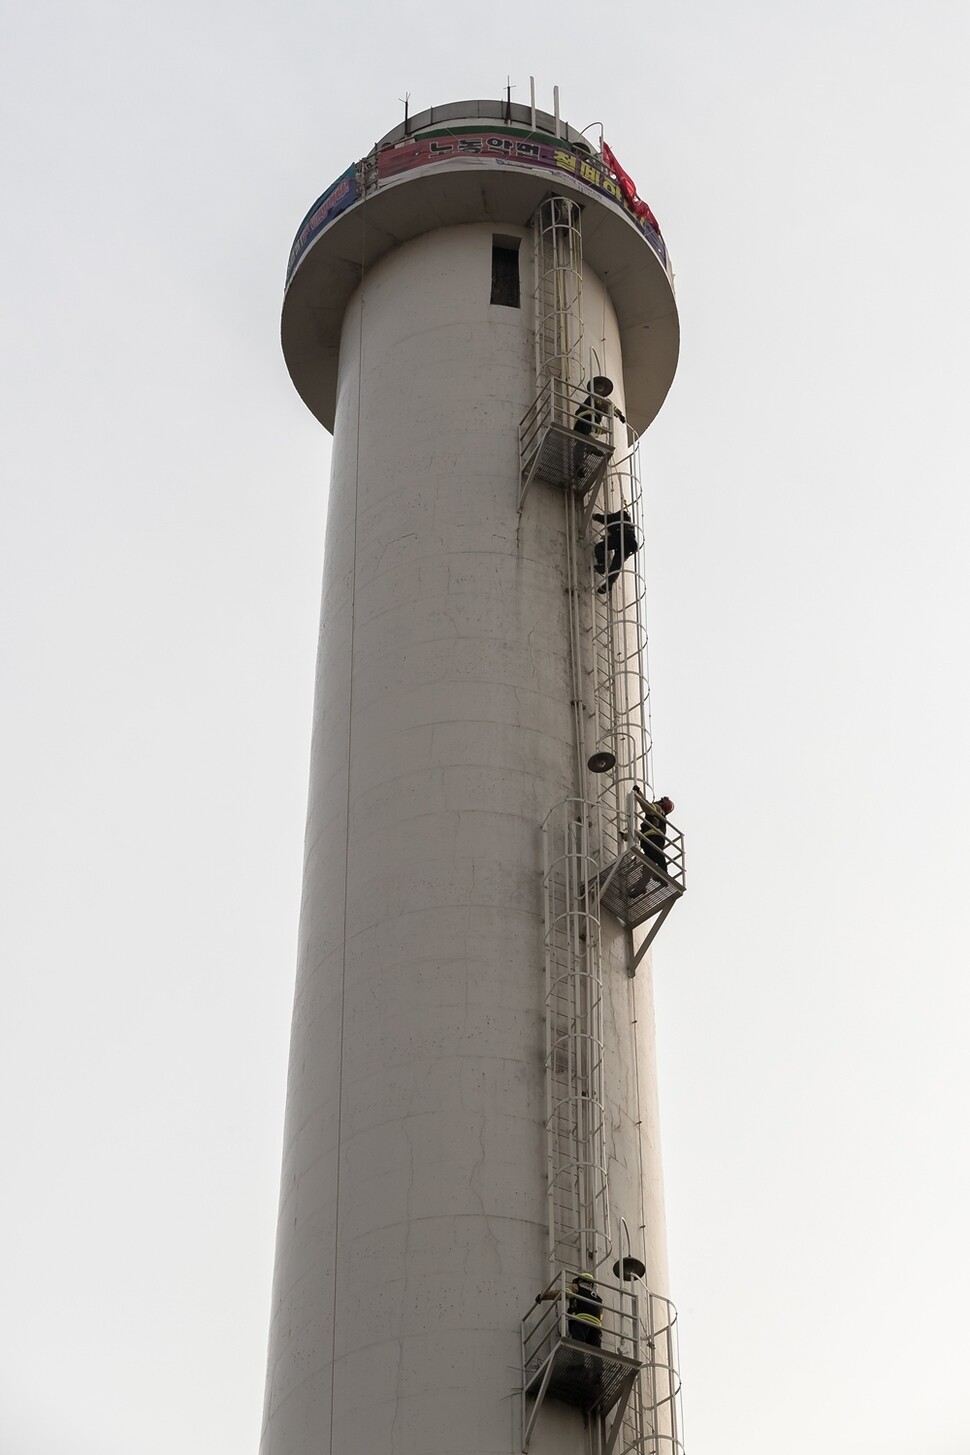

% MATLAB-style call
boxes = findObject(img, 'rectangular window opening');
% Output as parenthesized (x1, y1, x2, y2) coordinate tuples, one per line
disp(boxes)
(490, 237, 521, 308)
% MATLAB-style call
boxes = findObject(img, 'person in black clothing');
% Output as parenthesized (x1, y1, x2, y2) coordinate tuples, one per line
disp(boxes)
(573, 376, 625, 440)
(593, 507, 639, 594)
(566, 1273, 604, 1346)
(573, 376, 625, 485)
(639, 796, 675, 875)
(534, 1271, 604, 1348)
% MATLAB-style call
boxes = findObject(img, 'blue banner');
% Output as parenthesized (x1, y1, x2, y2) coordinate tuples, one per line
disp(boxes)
(286, 164, 357, 287)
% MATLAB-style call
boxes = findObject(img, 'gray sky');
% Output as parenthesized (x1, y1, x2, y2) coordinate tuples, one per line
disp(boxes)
(3, 2, 969, 1452)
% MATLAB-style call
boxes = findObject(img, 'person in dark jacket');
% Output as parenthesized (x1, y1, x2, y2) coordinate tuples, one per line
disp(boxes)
(639, 796, 675, 874)
(573, 376, 625, 440)
(566, 1272, 604, 1346)
(534, 1271, 604, 1348)
(573, 376, 625, 485)
(592, 508, 639, 594)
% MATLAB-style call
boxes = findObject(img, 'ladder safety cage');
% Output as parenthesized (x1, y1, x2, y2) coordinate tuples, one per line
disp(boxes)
(520, 152, 687, 1455)
(532, 194, 585, 398)
(584, 430, 655, 866)
(520, 194, 614, 520)
(541, 801, 612, 1273)
(614, 1290, 686, 1455)
(581, 437, 687, 962)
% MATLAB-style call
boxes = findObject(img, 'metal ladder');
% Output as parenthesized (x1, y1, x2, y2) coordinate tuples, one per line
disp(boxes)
(540, 442, 657, 1271)
(541, 800, 610, 1271)
(533, 194, 613, 1273)
(528, 191, 686, 1455)
(532, 194, 585, 410)
(585, 441, 655, 866)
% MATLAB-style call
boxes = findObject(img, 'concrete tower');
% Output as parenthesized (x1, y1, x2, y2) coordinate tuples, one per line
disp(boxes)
(262, 96, 686, 1455)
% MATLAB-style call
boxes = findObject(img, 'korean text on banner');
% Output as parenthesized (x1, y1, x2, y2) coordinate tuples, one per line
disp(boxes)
(286, 164, 357, 288)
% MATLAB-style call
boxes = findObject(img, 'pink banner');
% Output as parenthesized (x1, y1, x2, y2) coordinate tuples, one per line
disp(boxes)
(374, 132, 665, 263)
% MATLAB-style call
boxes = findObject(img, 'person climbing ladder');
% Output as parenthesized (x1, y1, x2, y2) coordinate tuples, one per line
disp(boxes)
(592, 506, 639, 594)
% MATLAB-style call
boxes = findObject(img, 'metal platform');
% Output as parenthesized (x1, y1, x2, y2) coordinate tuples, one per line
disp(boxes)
(521, 1274, 645, 1453)
(525, 1337, 641, 1414)
(596, 849, 683, 929)
(518, 368, 616, 521)
(592, 817, 686, 971)
(521, 422, 612, 501)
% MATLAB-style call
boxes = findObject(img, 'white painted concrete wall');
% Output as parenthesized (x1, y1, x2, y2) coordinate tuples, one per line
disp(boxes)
(262, 219, 670, 1455)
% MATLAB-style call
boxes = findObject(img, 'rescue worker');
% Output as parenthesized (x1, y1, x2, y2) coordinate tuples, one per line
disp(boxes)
(534, 1271, 604, 1348)
(639, 796, 675, 875)
(573, 376, 625, 485)
(592, 506, 639, 595)
(566, 1271, 604, 1346)
(573, 376, 625, 440)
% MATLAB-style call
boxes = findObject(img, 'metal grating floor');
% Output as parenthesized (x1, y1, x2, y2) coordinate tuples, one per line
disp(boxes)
(525, 1339, 641, 1415)
(525, 426, 611, 494)
(596, 850, 683, 929)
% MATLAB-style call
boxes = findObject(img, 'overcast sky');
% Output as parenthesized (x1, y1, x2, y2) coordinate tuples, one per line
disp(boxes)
(3, 2, 970, 1453)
